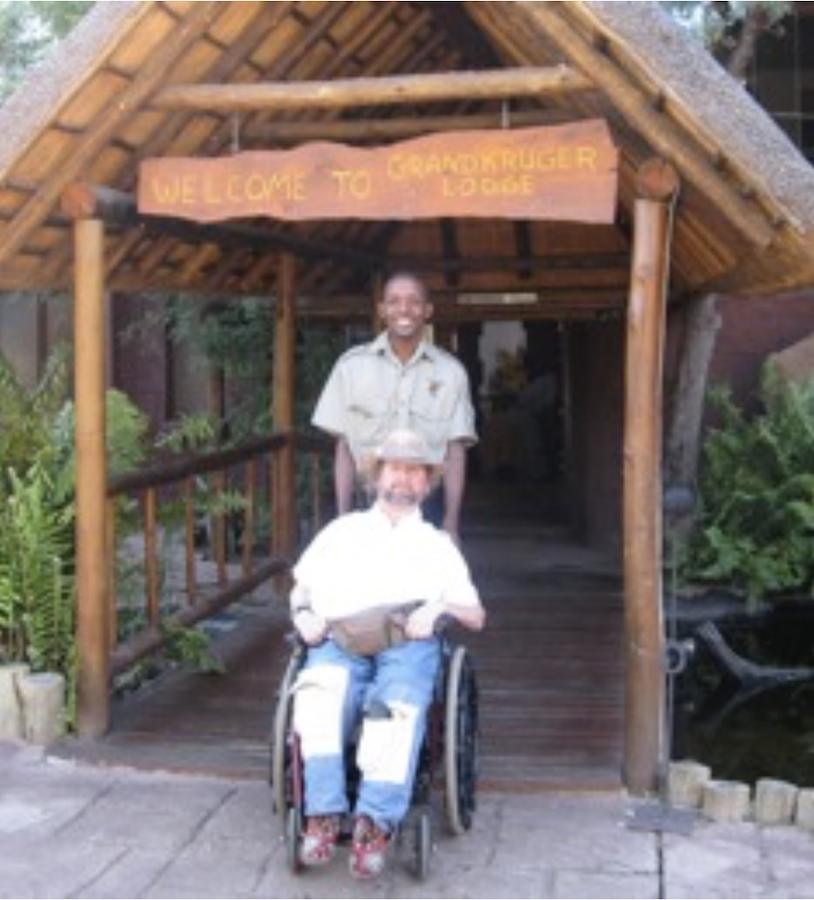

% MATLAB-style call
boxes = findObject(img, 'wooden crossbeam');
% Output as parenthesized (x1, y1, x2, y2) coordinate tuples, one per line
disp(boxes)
(241, 108, 574, 145)
(60, 182, 382, 269)
(150, 66, 595, 113)
(384, 252, 630, 274)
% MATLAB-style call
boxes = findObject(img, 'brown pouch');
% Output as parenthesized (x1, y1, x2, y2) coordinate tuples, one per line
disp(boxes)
(329, 602, 422, 657)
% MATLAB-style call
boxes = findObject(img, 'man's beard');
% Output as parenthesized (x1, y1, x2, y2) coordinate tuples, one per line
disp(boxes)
(381, 487, 421, 508)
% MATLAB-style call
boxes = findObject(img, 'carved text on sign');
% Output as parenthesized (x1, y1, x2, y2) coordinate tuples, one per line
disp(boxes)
(138, 120, 618, 224)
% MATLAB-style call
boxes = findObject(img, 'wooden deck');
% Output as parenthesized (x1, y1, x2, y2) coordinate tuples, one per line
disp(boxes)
(57, 484, 625, 791)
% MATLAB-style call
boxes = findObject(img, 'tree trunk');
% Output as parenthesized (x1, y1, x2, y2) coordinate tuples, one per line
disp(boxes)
(726, 6, 771, 82)
(665, 293, 721, 493)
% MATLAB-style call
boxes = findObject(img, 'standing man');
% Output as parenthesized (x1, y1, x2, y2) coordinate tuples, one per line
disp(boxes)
(312, 272, 477, 542)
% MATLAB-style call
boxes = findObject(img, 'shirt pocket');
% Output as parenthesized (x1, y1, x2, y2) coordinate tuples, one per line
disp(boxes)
(410, 375, 457, 446)
(346, 394, 391, 447)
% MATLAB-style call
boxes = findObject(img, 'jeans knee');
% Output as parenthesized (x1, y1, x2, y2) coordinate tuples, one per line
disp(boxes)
(293, 664, 349, 758)
(357, 700, 422, 784)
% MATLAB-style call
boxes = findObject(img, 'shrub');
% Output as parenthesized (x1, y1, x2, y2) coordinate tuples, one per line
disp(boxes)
(686, 366, 814, 604)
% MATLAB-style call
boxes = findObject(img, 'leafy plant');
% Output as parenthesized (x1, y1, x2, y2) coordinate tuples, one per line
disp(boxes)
(0, 343, 70, 499)
(0, 462, 76, 713)
(0, 346, 153, 726)
(155, 412, 219, 455)
(686, 367, 814, 604)
(52, 388, 151, 505)
(162, 622, 224, 675)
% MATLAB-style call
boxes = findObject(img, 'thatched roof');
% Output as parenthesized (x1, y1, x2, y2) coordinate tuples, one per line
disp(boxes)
(1, 0, 813, 319)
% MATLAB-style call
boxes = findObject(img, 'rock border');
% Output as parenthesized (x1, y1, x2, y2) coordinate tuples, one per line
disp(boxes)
(668, 759, 814, 831)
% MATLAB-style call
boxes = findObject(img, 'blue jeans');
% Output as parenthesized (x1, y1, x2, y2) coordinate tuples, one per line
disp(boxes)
(292, 638, 441, 833)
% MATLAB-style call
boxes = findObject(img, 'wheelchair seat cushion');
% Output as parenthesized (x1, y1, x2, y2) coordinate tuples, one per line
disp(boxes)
(329, 602, 422, 656)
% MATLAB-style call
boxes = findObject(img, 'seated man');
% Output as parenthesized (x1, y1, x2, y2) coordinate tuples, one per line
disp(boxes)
(289, 428, 485, 880)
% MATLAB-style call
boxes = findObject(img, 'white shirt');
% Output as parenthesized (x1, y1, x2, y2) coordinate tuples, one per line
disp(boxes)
(293, 504, 480, 621)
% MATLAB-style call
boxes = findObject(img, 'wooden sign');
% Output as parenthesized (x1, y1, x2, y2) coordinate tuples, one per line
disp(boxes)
(138, 120, 618, 224)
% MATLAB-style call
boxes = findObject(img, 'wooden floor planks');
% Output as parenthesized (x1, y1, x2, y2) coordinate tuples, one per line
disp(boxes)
(58, 483, 625, 791)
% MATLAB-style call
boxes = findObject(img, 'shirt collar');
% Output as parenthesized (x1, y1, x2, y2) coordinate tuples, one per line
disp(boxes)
(369, 331, 439, 366)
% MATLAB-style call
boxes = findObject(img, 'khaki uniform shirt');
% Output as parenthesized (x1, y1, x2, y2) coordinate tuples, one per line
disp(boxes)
(312, 332, 477, 465)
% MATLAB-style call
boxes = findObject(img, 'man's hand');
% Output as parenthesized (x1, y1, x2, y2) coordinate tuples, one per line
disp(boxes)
(405, 602, 444, 640)
(293, 609, 328, 646)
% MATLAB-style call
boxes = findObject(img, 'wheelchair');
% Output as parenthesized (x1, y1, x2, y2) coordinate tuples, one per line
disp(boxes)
(269, 633, 479, 880)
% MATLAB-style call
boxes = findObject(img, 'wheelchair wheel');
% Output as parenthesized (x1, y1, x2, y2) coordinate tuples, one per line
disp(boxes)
(270, 642, 305, 816)
(444, 645, 478, 836)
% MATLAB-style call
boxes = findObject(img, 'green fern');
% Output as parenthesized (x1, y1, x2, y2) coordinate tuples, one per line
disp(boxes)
(0, 344, 70, 499)
(687, 368, 814, 604)
(0, 463, 75, 675)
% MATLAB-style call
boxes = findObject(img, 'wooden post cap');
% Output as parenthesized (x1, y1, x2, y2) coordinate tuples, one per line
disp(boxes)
(636, 158, 680, 202)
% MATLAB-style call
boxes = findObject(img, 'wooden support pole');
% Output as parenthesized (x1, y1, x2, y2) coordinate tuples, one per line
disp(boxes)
(151, 66, 595, 113)
(74, 218, 110, 738)
(623, 162, 676, 794)
(273, 254, 297, 560)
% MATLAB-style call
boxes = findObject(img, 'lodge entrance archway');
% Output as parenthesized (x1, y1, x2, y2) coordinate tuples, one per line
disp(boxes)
(66, 65, 676, 793)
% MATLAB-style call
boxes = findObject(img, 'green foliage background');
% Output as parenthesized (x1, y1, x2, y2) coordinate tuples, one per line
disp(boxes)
(0, 1, 94, 101)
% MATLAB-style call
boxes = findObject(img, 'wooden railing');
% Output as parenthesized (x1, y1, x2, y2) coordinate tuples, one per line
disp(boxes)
(106, 431, 331, 675)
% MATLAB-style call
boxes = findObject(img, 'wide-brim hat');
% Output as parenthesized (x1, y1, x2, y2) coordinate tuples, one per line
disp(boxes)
(359, 428, 444, 484)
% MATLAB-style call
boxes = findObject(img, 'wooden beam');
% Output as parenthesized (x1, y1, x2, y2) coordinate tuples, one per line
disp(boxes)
(0, 1, 223, 273)
(301, 286, 626, 321)
(622, 166, 675, 795)
(304, 303, 623, 324)
(74, 218, 110, 738)
(150, 66, 596, 113)
(61, 182, 382, 269)
(241, 108, 574, 145)
(384, 252, 630, 274)
(199, 2, 421, 161)
(486, 4, 774, 249)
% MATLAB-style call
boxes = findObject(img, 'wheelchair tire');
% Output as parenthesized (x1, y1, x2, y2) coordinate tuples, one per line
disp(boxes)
(443, 645, 479, 836)
(270, 643, 305, 816)
(284, 806, 303, 874)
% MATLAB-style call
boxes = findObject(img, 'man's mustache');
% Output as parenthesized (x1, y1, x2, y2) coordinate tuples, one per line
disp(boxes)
(381, 487, 422, 507)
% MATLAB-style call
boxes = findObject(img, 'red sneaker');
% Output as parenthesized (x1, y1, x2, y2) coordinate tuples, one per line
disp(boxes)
(349, 814, 390, 880)
(299, 814, 340, 867)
